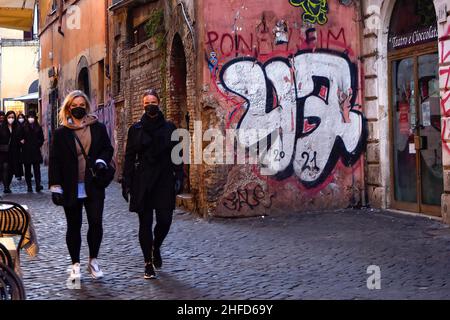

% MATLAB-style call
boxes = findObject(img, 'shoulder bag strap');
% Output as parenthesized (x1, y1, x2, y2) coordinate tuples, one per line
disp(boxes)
(72, 131, 96, 177)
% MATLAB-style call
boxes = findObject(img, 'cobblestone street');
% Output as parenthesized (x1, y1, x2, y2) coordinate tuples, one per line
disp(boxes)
(3, 167, 450, 300)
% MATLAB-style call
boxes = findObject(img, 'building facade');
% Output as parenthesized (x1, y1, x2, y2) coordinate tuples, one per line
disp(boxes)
(359, 0, 449, 221)
(39, 0, 450, 221)
(0, 27, 39, 115)
(38, 0, 112, 164)
(195, 0, 366, 217)
(110, 0, 367, 218)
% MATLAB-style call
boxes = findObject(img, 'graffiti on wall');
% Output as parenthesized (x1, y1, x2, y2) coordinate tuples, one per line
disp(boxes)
(440, 26, 450, 116)
(95, 97, 116, 147)
(206, 5, 366, 214)
(222, 183, 275, 212)
(289, 0, 329, 25)
(440, 25, 450, 153)
(219, 49, 366, 188)
(205, 26, 354, 60)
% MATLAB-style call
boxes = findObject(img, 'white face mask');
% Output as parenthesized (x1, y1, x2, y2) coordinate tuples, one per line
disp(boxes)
(7, 118, 14, 125)
(28, 118, 35, 124)
(18, 118, 25, 124)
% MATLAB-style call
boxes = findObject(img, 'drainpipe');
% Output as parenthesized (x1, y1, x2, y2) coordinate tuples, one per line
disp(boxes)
(357, 0, 369, 208)
(177, 1, 196, 52)
(0, 40, 2, 111)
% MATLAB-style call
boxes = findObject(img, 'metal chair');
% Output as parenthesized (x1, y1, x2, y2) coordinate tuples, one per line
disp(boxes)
(0, 201, 30, 265)
(0, 243, 13, 268)
(0, 262, 26, 300)
(0, 201, 29, 300)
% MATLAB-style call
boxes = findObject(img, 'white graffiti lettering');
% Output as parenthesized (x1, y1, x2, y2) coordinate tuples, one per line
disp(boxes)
(220, 50, 367, 188)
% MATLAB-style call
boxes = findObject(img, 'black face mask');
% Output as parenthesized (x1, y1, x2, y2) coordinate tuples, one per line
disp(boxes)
(145, 104, 159, 117)
(71, 107, 87, 120)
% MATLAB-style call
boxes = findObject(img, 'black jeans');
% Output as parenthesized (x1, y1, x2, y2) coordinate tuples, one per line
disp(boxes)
(138, 203, 173, 264)
(1, 161, 12, 190)
(24, 163, 41, 188)
(63, 197, 104, 264)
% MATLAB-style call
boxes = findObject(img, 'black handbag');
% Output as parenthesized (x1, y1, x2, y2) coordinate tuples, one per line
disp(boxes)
(73, 132, 116, 189)
(0, 136, 11, 153)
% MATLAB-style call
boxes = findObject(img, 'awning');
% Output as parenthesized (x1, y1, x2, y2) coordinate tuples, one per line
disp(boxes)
(12, 92, 38, 102)
(0, 0, 36, 31)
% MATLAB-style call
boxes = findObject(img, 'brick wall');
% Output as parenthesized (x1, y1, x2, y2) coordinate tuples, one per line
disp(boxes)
(110, 2, 165, 178)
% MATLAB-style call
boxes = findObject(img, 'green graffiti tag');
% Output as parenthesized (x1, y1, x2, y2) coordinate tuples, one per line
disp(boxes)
(289, 0, 329, 25)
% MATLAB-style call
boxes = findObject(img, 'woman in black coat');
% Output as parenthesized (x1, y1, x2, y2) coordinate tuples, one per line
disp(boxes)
(122, 89, 183, 280)
(21, 111, 44, 192)
(15, 113, 26, 181)
(0, 111, 22, 193)
(49, 90, 114, 282)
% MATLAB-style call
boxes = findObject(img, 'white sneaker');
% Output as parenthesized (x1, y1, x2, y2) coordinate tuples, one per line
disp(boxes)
(68, 263, 81, 282)
(87, 258, 104, 279)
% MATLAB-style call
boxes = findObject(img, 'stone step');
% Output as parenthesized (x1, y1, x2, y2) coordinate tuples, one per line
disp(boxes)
(176, 193, 196, 212)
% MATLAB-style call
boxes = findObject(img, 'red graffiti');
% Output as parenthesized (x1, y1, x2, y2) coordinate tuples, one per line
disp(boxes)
(439, 25, 450, 64)
(441, 67, 450, 92)
(323, 28, 354, 57)
(441, 116, 450, 154)
(206, 27, 354, 60)
(440, 25, 450, 121)
(206, 31, 254, 56)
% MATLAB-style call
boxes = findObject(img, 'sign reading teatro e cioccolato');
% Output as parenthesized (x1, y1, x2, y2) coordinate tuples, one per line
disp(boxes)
(388, 25, 438, 51)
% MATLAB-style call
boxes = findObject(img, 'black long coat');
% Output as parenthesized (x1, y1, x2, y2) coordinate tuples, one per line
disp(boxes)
(48, 122, 114, 207)
(122, 113, 183, 213)
(0, 123, 22, 175)
(21, 123, 44, 165)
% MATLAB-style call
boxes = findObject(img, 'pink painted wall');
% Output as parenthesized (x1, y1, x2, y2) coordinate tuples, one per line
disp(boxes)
(201, 0, 367, 217)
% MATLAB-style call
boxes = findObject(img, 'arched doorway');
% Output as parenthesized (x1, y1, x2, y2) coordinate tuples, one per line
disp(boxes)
(76, 56, 91, 98)
(388, 0, 442, 216)
(170, 33, 190, 192)
(78, 67, 90, 98)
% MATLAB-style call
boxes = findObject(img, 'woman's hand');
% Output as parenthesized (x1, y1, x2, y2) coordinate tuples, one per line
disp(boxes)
(121, 180, 130, 202)
(175, 179, 183, 195)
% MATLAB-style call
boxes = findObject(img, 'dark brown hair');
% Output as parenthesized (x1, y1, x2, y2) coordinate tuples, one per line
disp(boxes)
(142, 89, 160, 103)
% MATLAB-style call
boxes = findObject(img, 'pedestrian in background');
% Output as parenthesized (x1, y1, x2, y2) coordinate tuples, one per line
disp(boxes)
(21, 111, 44, 192)
(49, 90, 114, 283)
(0, 111, 5, 126)
(122, 89, 184, 280)
(15, 113, 26, 181)
(0, 111, 22, 193)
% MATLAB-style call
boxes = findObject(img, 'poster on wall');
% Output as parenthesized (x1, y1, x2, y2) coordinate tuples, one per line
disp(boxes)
(421, 101, 431, 127)
(399, 102, 410, 135)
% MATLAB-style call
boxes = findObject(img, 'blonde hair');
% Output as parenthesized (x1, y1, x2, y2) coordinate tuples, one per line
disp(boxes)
(59, 90, 91, 126)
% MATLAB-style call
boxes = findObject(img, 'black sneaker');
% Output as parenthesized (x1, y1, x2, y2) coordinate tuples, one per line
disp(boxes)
(153, 248, 162, 269)
(36, 185, 43, 192)
(144, 263, 156, 279)
(27, 187, 33, 193)
(3, 188, 11, 194)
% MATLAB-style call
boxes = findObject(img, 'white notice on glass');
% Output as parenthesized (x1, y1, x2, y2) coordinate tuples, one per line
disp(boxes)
(409, 143, 416, 154)
(422, 101, 431, 127)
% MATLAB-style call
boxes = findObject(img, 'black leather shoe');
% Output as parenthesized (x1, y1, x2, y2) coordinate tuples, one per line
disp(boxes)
(3, 188, 12, 194)
(153, 248, 162, 269)
(144, 263, 156, 279)
(27, 187, 33, 193)
(36, 185, 43, 192)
